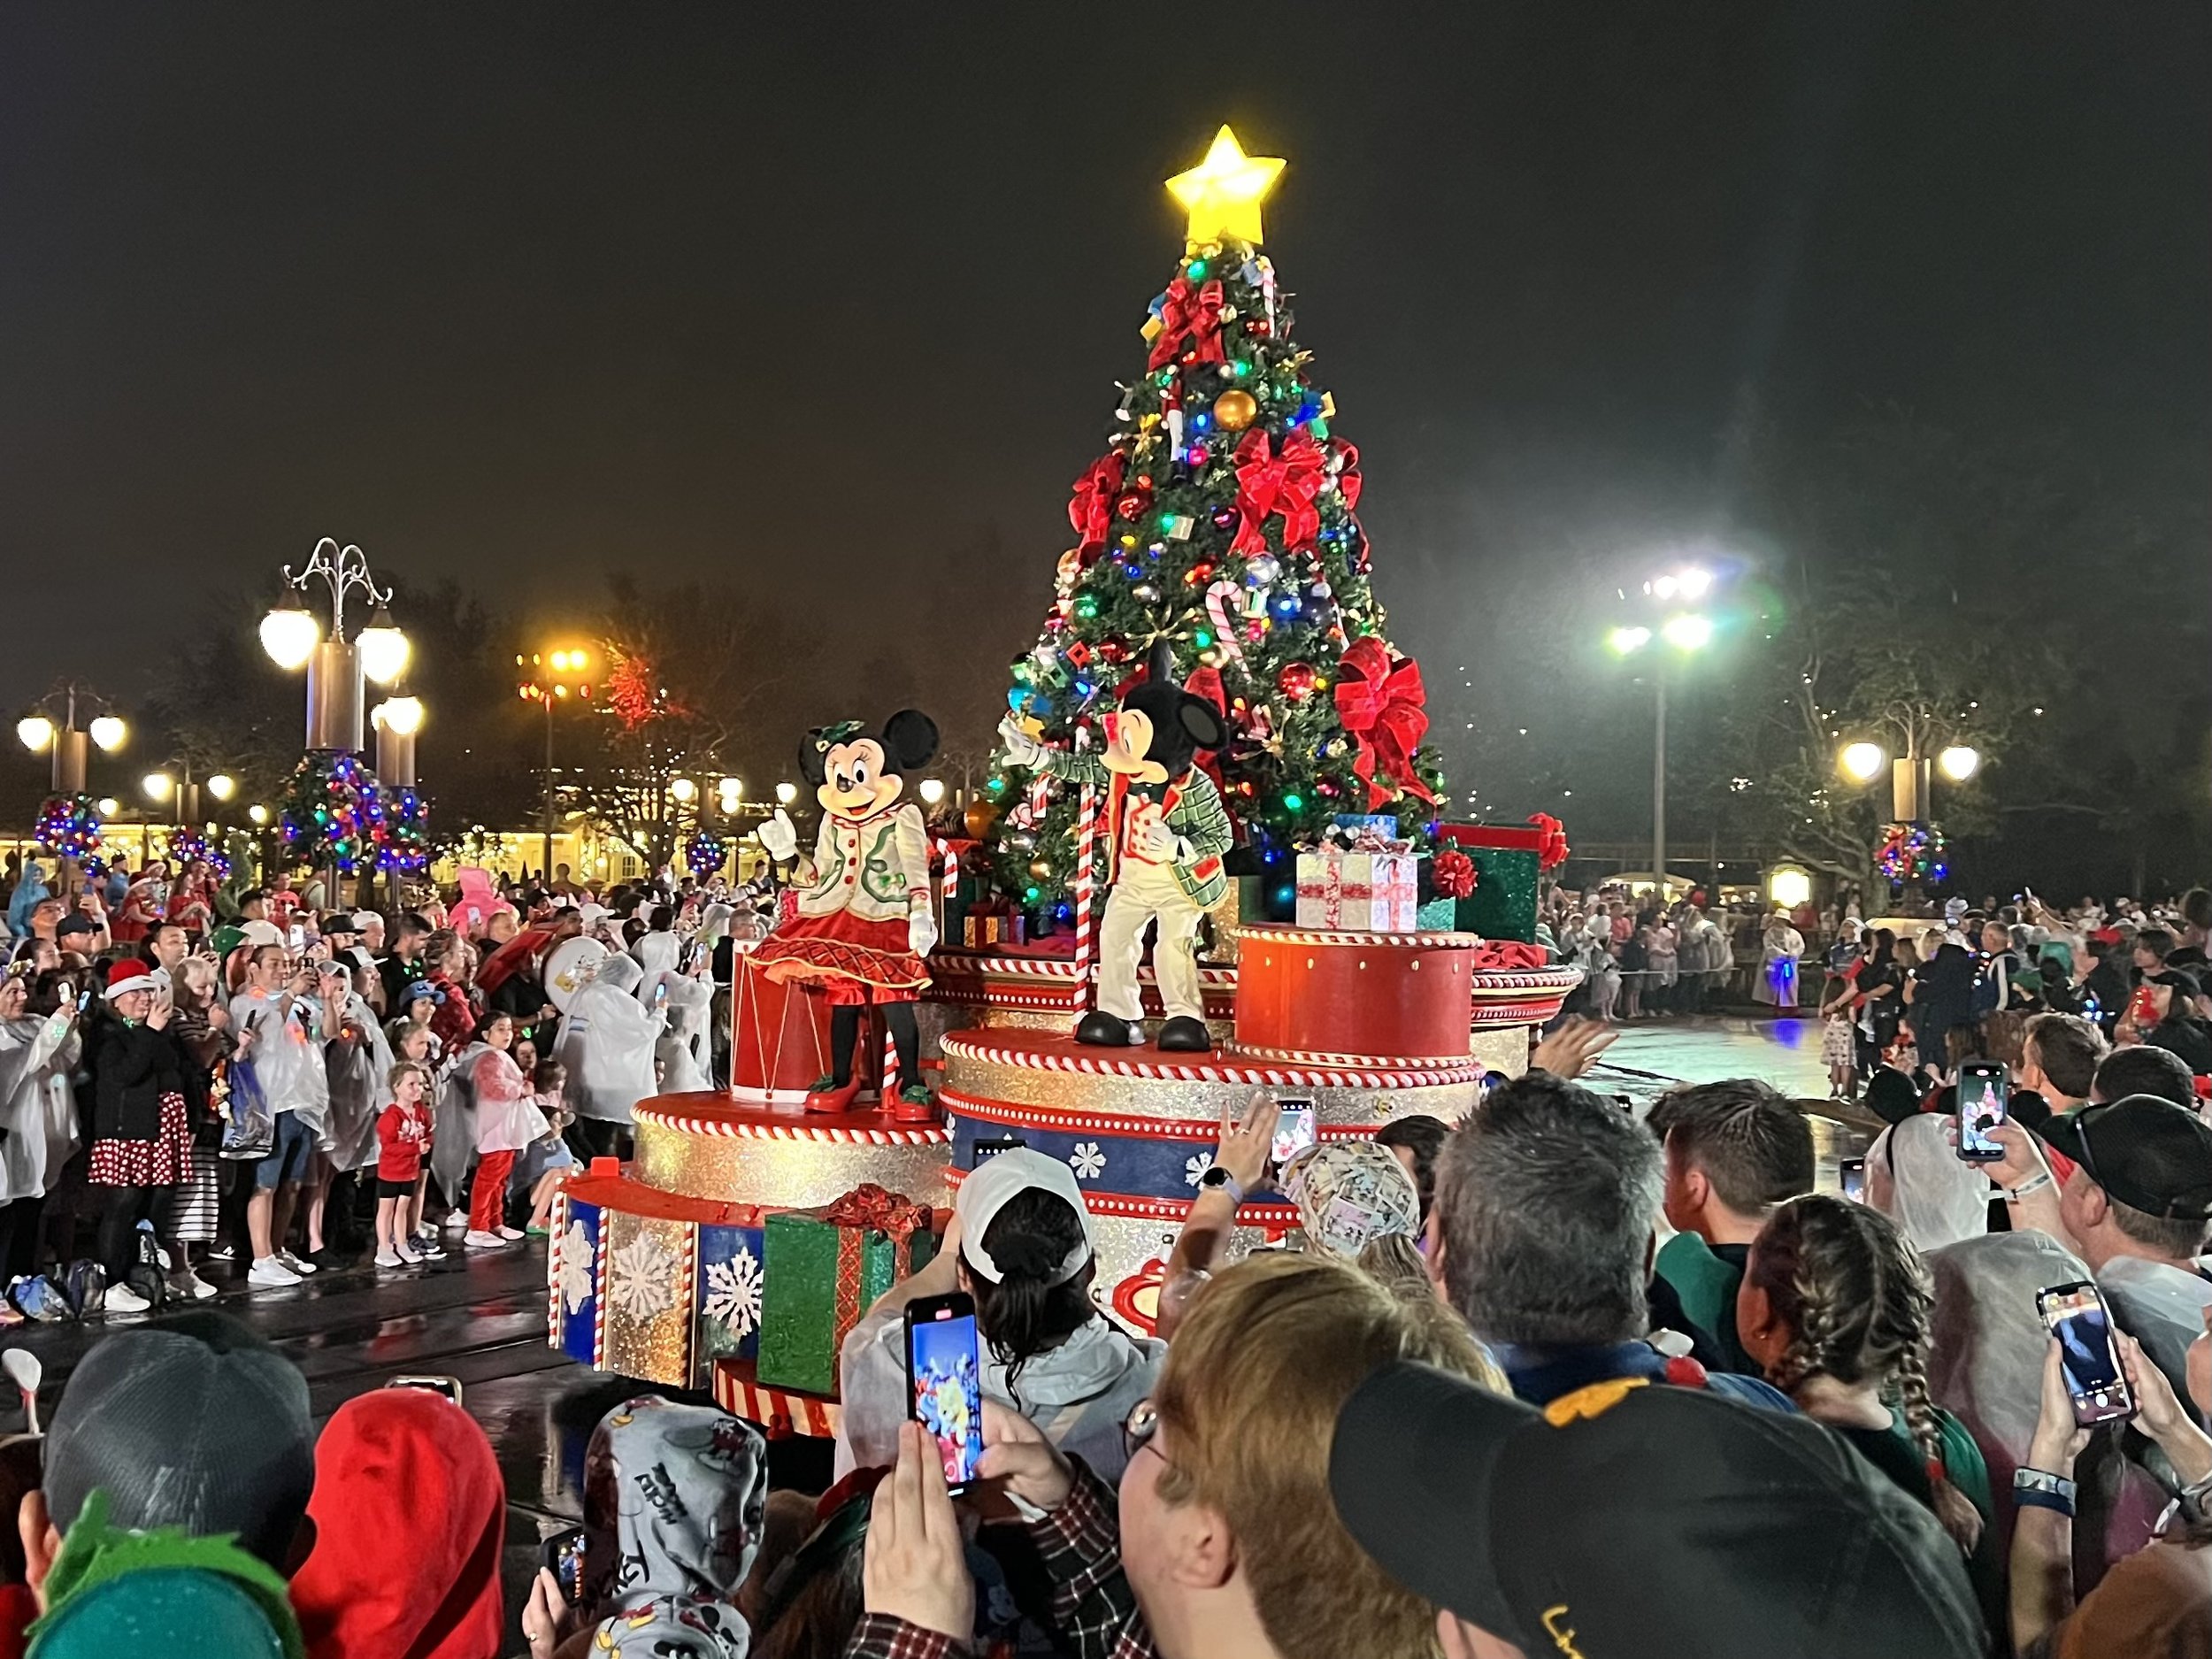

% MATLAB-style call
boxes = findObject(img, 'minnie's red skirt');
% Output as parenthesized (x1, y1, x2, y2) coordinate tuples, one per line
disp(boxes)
(753, 908, 928, 1006)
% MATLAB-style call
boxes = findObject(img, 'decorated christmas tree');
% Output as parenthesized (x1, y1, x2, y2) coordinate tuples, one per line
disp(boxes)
(982, 127, 1445, 918)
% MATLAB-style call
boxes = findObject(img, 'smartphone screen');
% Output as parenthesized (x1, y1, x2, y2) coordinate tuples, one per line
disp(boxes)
(904, 1294, 983, 1493)
(541, 1525, 588, 1605)
(1957, 1064, 2008, 1162)
(2037, 1282, 2137, 1426)
(287, 924, 306, 950)
(972, 1134, 1026, 1166)
(384, 1374, 465, 1405)
(1839, 1156, 1866, 1202)
(1271, 1099, 1317, 1165)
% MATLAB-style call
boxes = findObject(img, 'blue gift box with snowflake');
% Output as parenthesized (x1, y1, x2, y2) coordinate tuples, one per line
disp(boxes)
(549, 1193, 608, 1369)
(694, 1219, 767, 1382)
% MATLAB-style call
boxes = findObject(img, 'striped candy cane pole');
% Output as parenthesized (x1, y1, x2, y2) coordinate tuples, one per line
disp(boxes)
(1072, 780, 1097, 1011)
(880, 1022, 899, 1099)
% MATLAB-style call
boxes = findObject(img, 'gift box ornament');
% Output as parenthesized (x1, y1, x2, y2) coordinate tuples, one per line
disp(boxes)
(756, 1184, 941, 1396)
(1435, 823, 1548, 944)
(692, 1217, 768, 1386)
(1294, 849, 1417, 931)
(1332, 815, 1399, 839)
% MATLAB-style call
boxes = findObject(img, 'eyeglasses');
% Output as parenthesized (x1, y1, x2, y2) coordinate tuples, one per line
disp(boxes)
(1122, 1398, 1170, 1470)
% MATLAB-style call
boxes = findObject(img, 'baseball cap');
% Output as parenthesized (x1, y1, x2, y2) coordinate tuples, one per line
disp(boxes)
(2045, 1094, 2212, 1219)
(44, 1320, 316, 1568)
(1330, 1363, 1984, 1659)
(956, 1148, 1093, 1285)
(55, 915, 96, 940)
(319, 913, 359, 939)
(238, 920, 284, 949)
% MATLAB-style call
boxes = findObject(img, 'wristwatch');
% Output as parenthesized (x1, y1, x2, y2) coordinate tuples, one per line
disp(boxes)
(1197, 1165, 1245, 1205)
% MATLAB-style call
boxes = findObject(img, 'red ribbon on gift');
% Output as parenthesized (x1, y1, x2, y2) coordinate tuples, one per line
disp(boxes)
(1067, 451, 1128, 554)
(1528, 812, 1571, 871)
(1147, 275, 1226, 371)
(1333, 637, 1436, 810)
(1230, 428, 1325, 557)
(1469, 940, 1548, 972)
(824, 1183, 932, 1244)
(1432, 846, 1477, 900)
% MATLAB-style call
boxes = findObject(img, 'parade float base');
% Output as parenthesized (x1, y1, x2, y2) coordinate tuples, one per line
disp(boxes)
(938, 1026, 1487, 1294)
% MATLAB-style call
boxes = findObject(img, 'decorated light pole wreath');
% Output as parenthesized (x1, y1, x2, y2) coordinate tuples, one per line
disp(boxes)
(1877, 820, 1949, 886)
(374, 784, 432, 873)
(165, 826, 232, 882)
(684, 826, 730, 879)
(280, 752, 383, 876)
(34, 794, 103, 868)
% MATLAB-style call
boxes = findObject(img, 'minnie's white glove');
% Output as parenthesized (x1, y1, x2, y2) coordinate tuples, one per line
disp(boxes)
(997, 716, 1045, 769)
(757, 809, 799, 862)
(908, 903, 938, 958)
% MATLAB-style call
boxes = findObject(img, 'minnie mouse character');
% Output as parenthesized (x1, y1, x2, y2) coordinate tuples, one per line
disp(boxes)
(754, 711, 940, 1117)
(999, 643, 1233, 1051)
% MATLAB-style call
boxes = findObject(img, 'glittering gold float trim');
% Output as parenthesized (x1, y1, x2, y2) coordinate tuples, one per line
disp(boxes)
(1230, 1041, 1479, 1070)
(634, 1117, 952, 1209)
(601, 1210, 697, 1387)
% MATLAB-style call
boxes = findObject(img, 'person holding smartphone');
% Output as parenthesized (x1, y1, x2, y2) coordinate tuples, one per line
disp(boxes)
(835, 1148, 1164, 1484)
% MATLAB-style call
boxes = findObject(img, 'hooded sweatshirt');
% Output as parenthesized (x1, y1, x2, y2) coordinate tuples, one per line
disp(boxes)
(288, 1391, 504, 1659)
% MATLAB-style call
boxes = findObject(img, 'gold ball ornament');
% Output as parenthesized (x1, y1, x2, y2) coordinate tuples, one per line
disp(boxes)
(1212, 388, 1258, 431)
(1029, 858, 1052, 879)
(964, 799, 1002, 840)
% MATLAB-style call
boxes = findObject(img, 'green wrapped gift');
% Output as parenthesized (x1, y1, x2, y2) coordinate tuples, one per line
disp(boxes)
(1436, 823, 1547, 944)
(755, 1185, 940, 1396)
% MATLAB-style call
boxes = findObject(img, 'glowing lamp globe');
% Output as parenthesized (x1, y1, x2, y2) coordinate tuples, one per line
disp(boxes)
(670, 778, 698, 803)
(356, 610, 411, 686)
(207, 773, 236, 802)
(142, 772, 174, 802)
(249, 804, 271, 826)
(260, 602, 321, 670)
(88, 716, 127, 752)
(1606, 626, 1652, 656)
(1839, 742, 1886, 784)
(718, 777, 743, 799)
(15, 717, 53, 753)
(1767, 865, 1813, 910)
(1660, 613, 1714, 650)
(776, 782, 798, 806)
(372, 696, 425, 736)
(918, 778, 946, 807)
(96, 797, 119, 817)
(1937, 745, 1981, 782)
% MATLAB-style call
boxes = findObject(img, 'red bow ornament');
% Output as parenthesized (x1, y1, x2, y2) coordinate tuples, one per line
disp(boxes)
(823, 1183, 933, 1244)
(1432, 846, 1477, 900)
(1230, 428, 1325, 557)
(1147, 275, 1227, 371)
(1067, 451, 1128, 555)
(1333, 637, 1436, 810)
(1330, 439, 1363, 509)
(1469, 940, 1548, 972)
(1528, 812, 1571, 871)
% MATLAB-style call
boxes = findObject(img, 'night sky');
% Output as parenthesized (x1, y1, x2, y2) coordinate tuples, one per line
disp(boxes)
(2, 4, 2203, 828)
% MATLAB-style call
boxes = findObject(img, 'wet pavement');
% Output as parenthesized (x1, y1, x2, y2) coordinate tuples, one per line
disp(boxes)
(0, 1010, 1861, 1652)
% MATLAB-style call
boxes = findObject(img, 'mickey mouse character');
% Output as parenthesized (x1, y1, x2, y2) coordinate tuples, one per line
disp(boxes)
(754, 711, 940, 1117)
(999, 643, 1233, 1050)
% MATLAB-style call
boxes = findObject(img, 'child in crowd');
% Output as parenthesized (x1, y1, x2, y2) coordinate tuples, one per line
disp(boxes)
(465, 1011, 540, 1249)
(517, 1057, 578, 1233)
(373, 1062, 434, 1268)
(388, 1021, 448, 1257)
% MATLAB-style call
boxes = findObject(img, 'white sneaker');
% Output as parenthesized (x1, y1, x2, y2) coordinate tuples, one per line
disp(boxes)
(169, 1270, 218, 1302)
(496, 1225, 526, 1241)
(277, 1249, 318, 1276)
(249, 1256, 302, 1287)
(463, 1229, 510, 1251)
(442, 1213, 470, 1235)
(373, 1248, 403, 1269)
(396, 1242, 424, 1265)
(103, 1283, 151, 1316)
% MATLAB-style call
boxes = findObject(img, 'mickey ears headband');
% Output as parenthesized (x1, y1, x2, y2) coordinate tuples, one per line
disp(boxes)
(810, 719, 869, 753)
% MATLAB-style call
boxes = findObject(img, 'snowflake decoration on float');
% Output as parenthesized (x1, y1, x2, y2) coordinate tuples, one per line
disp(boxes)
(1184, 1154, 1214, 1187)
(702, 1243, 763, 1338)
(605, 1229, 680, 1320)
(1069, 1141, 1107, 1181)
(558, 1221, 596, 1316)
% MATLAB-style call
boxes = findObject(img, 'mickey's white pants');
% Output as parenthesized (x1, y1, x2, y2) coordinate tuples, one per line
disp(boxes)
(1094, 859, 1205, 1025)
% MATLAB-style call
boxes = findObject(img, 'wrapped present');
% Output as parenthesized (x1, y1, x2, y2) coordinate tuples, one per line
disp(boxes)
(1295, 849, 1418, 931)
(549, 1189, 608, 1369)
(692, 1217, 768, 1386)
(1332, 814, 1399, 839)
(1435, 823, 1549, 944)
(757, 1184, 941, 1395)
(1415, 896, 1458, 931)
(963, 897, 1027, 949)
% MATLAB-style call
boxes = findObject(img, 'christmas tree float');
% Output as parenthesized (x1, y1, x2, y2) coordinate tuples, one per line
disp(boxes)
(984, 126, 1443, 921)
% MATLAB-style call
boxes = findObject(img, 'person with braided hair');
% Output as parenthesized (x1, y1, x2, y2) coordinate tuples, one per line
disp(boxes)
(1738, 1192, 2002, 1632)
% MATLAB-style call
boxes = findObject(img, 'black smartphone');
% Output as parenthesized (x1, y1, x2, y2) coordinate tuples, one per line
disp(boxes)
(2036, 1281, 2137, 1427)
(385, 1373, 465, 1405)
(972, 1134, 1026, 1166)
(1956, 1062, 2008, 1163)
(903, 1291, 983, 1495)
(541, 1525, 588, 1605)
(1839, 1156, 1866, 1202)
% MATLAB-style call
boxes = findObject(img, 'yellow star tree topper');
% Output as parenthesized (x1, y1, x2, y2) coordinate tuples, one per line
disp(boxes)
(1166, 125, 1285, 246)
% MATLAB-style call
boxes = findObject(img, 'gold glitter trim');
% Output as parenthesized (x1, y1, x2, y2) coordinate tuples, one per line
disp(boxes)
(634, 1117, 952, 1209)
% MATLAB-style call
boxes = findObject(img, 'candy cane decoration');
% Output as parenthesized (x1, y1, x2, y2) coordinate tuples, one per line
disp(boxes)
(1072, 781, 1097, 1012)
(880, 1022, 900, 1100)
(1203, 580, 1247, 669)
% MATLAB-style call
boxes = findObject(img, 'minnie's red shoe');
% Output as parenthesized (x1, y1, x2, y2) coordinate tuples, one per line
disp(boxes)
(803, 1074, 865, 1114)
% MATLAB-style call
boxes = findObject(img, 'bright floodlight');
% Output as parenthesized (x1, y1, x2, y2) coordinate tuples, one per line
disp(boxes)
(670, 778, 698, 803)
(918, 778, 946, 806)
(1938, 745, 1981, 782)
(1839, 741, 1886, 783)
(15, 717, 52, 753)
(1678, 567, 1714, 598)
(776, 781, 799, 805)
(207, 773, 236, 801)
(373, 696, 425, 736)
(142, 772, 174, 802)
(1607, 626, 1652, 655)
(88, 716, 127, 752)
(1661, 613, 1714, 650)
(260, 600, 320, 670)
(356, 610, 411, 685)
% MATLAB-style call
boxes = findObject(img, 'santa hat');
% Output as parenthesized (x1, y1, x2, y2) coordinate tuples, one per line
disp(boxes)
(104, 960, 155, 1001)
